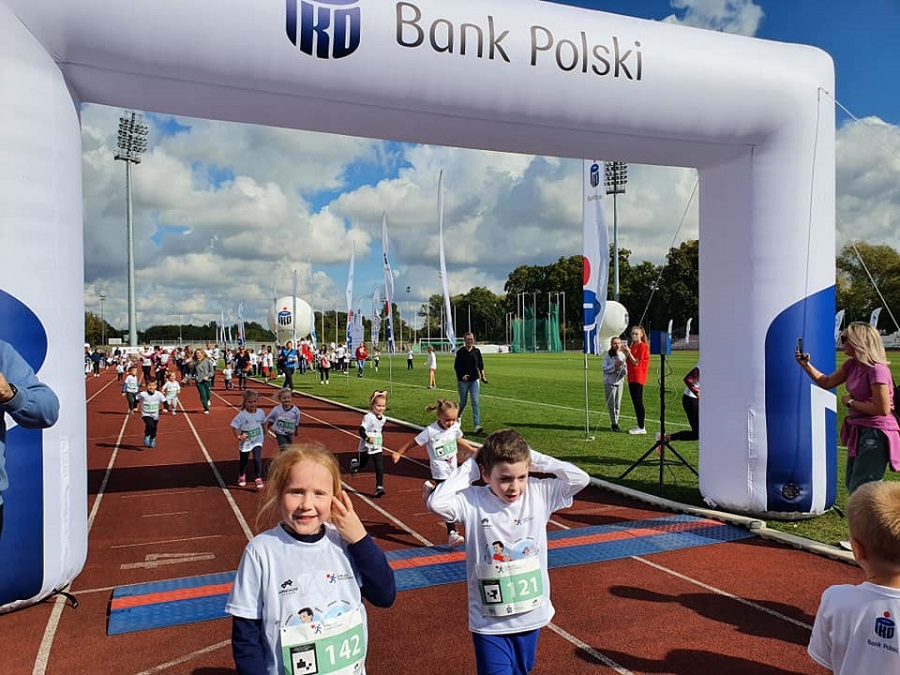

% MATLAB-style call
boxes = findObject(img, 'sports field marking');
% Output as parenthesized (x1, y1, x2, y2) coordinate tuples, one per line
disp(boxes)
(111, 534, 223, 549)
(181, 409, 254, 542)
(130, 640, 232, 675)
(546, 623, 634, 674)
(87, 413, 130, 530)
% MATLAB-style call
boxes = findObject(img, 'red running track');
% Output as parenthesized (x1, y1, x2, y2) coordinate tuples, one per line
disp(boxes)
(2, 372, 848, 674)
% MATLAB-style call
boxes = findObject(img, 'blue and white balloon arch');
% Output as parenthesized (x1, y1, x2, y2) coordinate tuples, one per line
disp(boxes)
(0, 0, 836, 611)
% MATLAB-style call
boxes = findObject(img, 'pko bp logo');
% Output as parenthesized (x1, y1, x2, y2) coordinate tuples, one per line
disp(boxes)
(278, 310, 292, 326)
(590, 162, 600, 188)
(286, 0, 361, 59)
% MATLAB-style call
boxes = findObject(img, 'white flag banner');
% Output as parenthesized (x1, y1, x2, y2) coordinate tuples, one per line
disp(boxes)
(834, 309, 845, 347)
(371, 287, 382, 346)
(582, 160, 609, 354)
(438, 171, 456, 350)
(346, 240, 356, 353)
(237, 300, 246, 345)
(666, 319, 673, 339)
(382, 213, 396, 353)
(220, 309, 226, 345)
(308, 262, 318, 350)
(292, 270, 299, 347)
(685, 317, 693, 344)
(870, 306, 882, 328)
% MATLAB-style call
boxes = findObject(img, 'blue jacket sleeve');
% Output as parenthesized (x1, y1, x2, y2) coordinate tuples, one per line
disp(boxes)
(231, 616, 268, 675)
(0, 342, 59, 429)
(347, 534, 396, 608)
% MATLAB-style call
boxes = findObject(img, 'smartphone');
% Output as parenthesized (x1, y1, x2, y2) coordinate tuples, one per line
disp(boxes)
(796, 337, 804, 354)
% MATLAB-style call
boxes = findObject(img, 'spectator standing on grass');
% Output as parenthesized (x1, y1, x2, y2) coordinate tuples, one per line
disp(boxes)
(407, 344, 414, 370)
(454, 332, 487, 435)
(355, 341, 369, 378)
(797, 321, 900, 497)
(602, 336, 628, 431)
(0, 339, 60, 538)
(808, 481, 900, 674)
(426, 345, 437, 389)
(625, 325, 650, 435)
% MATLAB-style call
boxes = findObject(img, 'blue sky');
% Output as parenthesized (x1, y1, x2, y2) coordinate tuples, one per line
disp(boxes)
(82, 0, 900, 336)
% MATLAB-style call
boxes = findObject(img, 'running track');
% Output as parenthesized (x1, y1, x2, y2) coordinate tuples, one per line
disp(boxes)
(2, 372, 850, 674)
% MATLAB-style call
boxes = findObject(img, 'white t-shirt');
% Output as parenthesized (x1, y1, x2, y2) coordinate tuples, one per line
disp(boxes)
(808, 581, 900, 675)
(415, 420, 464, 480)
(231, 409, 267, 453)
(266, 405, 301, 437)
(162, 381, 181, 402)
(137, 391, 167, 419)
(428, 451, 589, 635)
(358, 412, 386, 455)
(226, 524, 367, 675)
(427, 352, 437, 370)
(123, 374, 140, 393)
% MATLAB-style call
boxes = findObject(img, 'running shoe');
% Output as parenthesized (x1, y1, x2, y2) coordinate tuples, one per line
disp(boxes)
(349, 458, 360, 476)
(374, 486, 385, 498)
(238, 474, 247, 487)
(628, 427, 647, 435)
(255, 478, 264, 490)
(422, 480, 435, 502)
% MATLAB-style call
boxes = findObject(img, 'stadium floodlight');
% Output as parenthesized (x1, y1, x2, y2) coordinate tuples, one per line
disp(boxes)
(114, 111, 149, 348)
(604, 161, 628, 303)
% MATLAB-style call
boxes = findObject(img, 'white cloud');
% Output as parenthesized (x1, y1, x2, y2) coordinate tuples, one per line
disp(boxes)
(663, 0, 764, 36)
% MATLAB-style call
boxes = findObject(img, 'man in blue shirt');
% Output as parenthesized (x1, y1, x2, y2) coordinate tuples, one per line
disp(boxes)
(0, 339, 59, 537)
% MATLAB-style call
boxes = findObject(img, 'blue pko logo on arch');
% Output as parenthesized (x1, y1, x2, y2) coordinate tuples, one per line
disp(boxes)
(286, 0, 361, 59)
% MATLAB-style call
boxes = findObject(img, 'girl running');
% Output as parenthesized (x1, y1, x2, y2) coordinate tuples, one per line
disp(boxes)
(264, 388, 302, 451)
(231, 389, 267, 489)
(349, 391, 388, 498)
(393, 398, 476, 547)
(136, 380, 166, 448)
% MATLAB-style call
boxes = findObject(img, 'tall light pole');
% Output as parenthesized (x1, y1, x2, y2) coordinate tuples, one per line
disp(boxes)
(604, 161, 627, 302)
(99, 294, 106, 346)
(405, 285, 411, 348)
(114, 111, 149, 348)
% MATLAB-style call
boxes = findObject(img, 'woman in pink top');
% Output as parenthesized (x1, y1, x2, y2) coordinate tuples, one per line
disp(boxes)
(625, 325, 650, 435)
(797, 321, 900, 494)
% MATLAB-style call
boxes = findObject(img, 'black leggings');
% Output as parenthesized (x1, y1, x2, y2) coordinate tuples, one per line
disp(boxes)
(142, 416, 159, 440)
(629, 382, 646, 429)
(669, 395, 699, 441)
(239, 446, 263, 479)
(284, 367, 295, 390)
(356, 452, 384, 488)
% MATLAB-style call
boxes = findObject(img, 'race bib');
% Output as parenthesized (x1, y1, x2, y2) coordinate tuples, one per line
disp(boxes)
(475, 556, 544, 617)
(280, 607, 365, 675)
(246, 426, 263, 443)
(432, 437, 457, 459)
(276, 418, 297, 434)
(365, 433, 382, 453)
(142, 402, 160, 415)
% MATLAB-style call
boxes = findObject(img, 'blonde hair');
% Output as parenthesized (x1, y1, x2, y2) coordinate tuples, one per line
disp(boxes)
(277, 388, 293, 401)
(843, 321, 889, 367)
(848, 481, 900, 569)
(240, 389, 258, 410)
(629, 325, 647, 343)
(478, 429, 531, 475)
(425, 399, 458, 416)
(256, 443, 341, 530)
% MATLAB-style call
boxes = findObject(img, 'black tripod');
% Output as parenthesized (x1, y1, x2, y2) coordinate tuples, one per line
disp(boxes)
(619, 351, 698, 496)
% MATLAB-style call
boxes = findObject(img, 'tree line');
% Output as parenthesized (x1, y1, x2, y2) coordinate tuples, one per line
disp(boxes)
(84, 239, 898, 347)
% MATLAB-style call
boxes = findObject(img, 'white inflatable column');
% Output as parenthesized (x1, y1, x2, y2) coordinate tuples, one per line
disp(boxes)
(0, 5, 87, 611)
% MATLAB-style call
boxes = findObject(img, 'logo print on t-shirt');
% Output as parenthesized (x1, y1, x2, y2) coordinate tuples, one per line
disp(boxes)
(875, 611, 896, 640)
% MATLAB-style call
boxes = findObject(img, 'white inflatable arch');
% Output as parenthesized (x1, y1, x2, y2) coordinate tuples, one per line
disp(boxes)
(0, 0, 835, 610)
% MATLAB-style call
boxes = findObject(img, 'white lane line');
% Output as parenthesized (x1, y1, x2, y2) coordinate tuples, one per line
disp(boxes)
(141, 511, 190, 518)
(343, 483, 433, 547)
(631, 556, 813, 631)
(32, 596, 67, 675)
(111, 534, 223, 549)
(182, 406, 255, 543)
(86, 378, 118, 404)
(87, 414, 130, 531)
(545, 623, 634, 674)
(130, 640, 232, 675)
(121, 489, 201, 499)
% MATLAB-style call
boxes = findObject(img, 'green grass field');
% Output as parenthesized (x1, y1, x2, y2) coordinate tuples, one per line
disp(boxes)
(255, 350, 900, 547)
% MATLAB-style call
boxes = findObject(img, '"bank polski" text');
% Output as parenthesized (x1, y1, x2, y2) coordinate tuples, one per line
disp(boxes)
(395, 2, 643, 81)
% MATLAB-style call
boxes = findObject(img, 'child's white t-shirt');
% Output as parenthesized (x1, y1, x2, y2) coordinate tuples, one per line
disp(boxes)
(415, 420, 464, 480)
(226, 524, 367, 675)
(231, 409, 267, 453)
(427, 352, 437, 370)
(266, 405, 301, 437)
(123, 374, 139, 393)
(162, 381, 181, 402)
(137, 391, 167, 419)
(428, 451, 589, 635)
(808, 581, 900, 675)
(223, 368, 233, 379)
(358, 412, 386, 455)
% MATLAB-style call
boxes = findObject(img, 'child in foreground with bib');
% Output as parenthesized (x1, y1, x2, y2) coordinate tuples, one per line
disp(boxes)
(264, 388, 301, 451)
(427, 428, 589, 675)
(227, 443, 396, 675)
(349, 390, 388, 498)
(231, 389, 267, 489)
(394, 398, 477, 548)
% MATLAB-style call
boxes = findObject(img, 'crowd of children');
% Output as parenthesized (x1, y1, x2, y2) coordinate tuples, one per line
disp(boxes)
(93, 339, 900, 675)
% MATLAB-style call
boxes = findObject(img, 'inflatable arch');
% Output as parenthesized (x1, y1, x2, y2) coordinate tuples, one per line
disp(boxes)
(0, 0, 835, 610)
